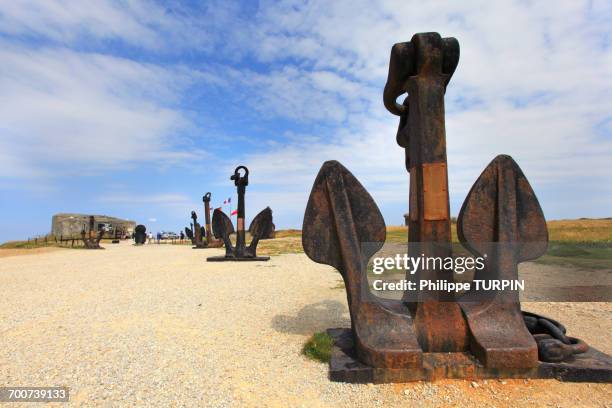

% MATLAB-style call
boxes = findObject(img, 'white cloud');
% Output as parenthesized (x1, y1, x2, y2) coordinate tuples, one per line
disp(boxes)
(225, 0, 612, 220)
(99, 193, 192, 206)
(0, 0, 610, 227)
(216, 65, 377, 123)
(0, 0, 214, 51)
(0, 41, 205, 178)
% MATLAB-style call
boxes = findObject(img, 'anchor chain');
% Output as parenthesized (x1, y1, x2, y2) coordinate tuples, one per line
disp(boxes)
(523, 311, 589, 362)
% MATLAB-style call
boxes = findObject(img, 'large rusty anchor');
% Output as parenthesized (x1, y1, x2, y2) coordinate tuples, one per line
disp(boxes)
(81, 215, 104, 249)
(202, 193, 224, 248)
(188, 193, 226, 249)
(189, 210, 207, 249)
(207, 166, 274, 262)
(303, 32, 606, 382)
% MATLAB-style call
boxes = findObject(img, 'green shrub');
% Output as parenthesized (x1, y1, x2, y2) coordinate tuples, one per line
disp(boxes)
(302, 332, 333, 363)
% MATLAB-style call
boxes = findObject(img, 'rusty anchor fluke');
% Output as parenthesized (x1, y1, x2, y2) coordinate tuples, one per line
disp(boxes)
(207, 166, 274, 262)
(302, 32, 610, 383)
(185, 223, 195, 244)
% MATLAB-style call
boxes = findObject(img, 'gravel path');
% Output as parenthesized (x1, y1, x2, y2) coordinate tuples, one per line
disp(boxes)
(0, 243, 610, 407)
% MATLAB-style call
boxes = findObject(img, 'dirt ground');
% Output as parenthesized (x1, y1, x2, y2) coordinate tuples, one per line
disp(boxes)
(0, 247, 64, 258)
(0, 242, 610, 407)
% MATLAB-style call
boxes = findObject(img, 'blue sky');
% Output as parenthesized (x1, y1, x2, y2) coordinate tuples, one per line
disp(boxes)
(0, 0, 611, 242)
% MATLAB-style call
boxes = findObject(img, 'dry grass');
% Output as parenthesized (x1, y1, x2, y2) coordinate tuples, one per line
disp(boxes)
(1, 236, 73, 249)
(3, 220, 610, 266)
(0, 238, 140, 250)
(273, 229, 302, 239)
(271, 220, 612, 270)
(385, 226, 409, 243)
(388, 219, 612, 244)
(386, 225, 460, 243)
(388, 220, 612, 270)
(258, 236, 303, 256)
(547, 218, 612, 242)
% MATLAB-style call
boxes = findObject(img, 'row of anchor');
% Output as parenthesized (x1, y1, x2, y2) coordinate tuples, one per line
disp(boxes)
(185, 166, 274, 262)
(78, 32, 610, 383)
(84, 166, 275, 262)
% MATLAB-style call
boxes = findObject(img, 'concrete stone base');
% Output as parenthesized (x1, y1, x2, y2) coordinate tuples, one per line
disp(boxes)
(206, 255, 270, 262)
(327, 328, 612, 383)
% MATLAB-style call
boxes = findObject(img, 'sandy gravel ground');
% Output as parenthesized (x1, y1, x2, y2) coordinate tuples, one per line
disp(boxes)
(0, 247, 63, 258)
(0, 242, 610, 407)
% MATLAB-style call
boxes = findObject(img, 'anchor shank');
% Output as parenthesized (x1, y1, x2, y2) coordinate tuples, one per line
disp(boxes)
(236, 183, 246, 256)
(203, 193, 213, 243)
(402, 33, 468, 352)
(406, 68, 452, 291)
(231, 166, 249, 257)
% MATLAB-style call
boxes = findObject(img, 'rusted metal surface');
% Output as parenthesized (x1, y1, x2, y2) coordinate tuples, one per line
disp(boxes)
(303, 161, 422, 368)
(134, 224, 146, 245)
(421, 162, 448, 220)
(188, 194, 225, 249)
(207, 166, 273, 262)
(185, 225, 194, 244)
(327, 328, 611, 383)
(80, 216, 104, 249)
(190, 211, 206, 249)
(523, 312, 589, 362)
(383, 33, 468, 352)
(249, 215, 276, 239)
(211, 209, 234, 240)
(386, 33, 468, 353)
(211, 208, 231, 252)
(302, 32, 609, 381)
(199, 193, 224, 248)
(457, 154, 546, 368)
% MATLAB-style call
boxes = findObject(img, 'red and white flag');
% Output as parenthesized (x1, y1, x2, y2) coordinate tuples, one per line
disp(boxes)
(231, 209, 238, 216)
